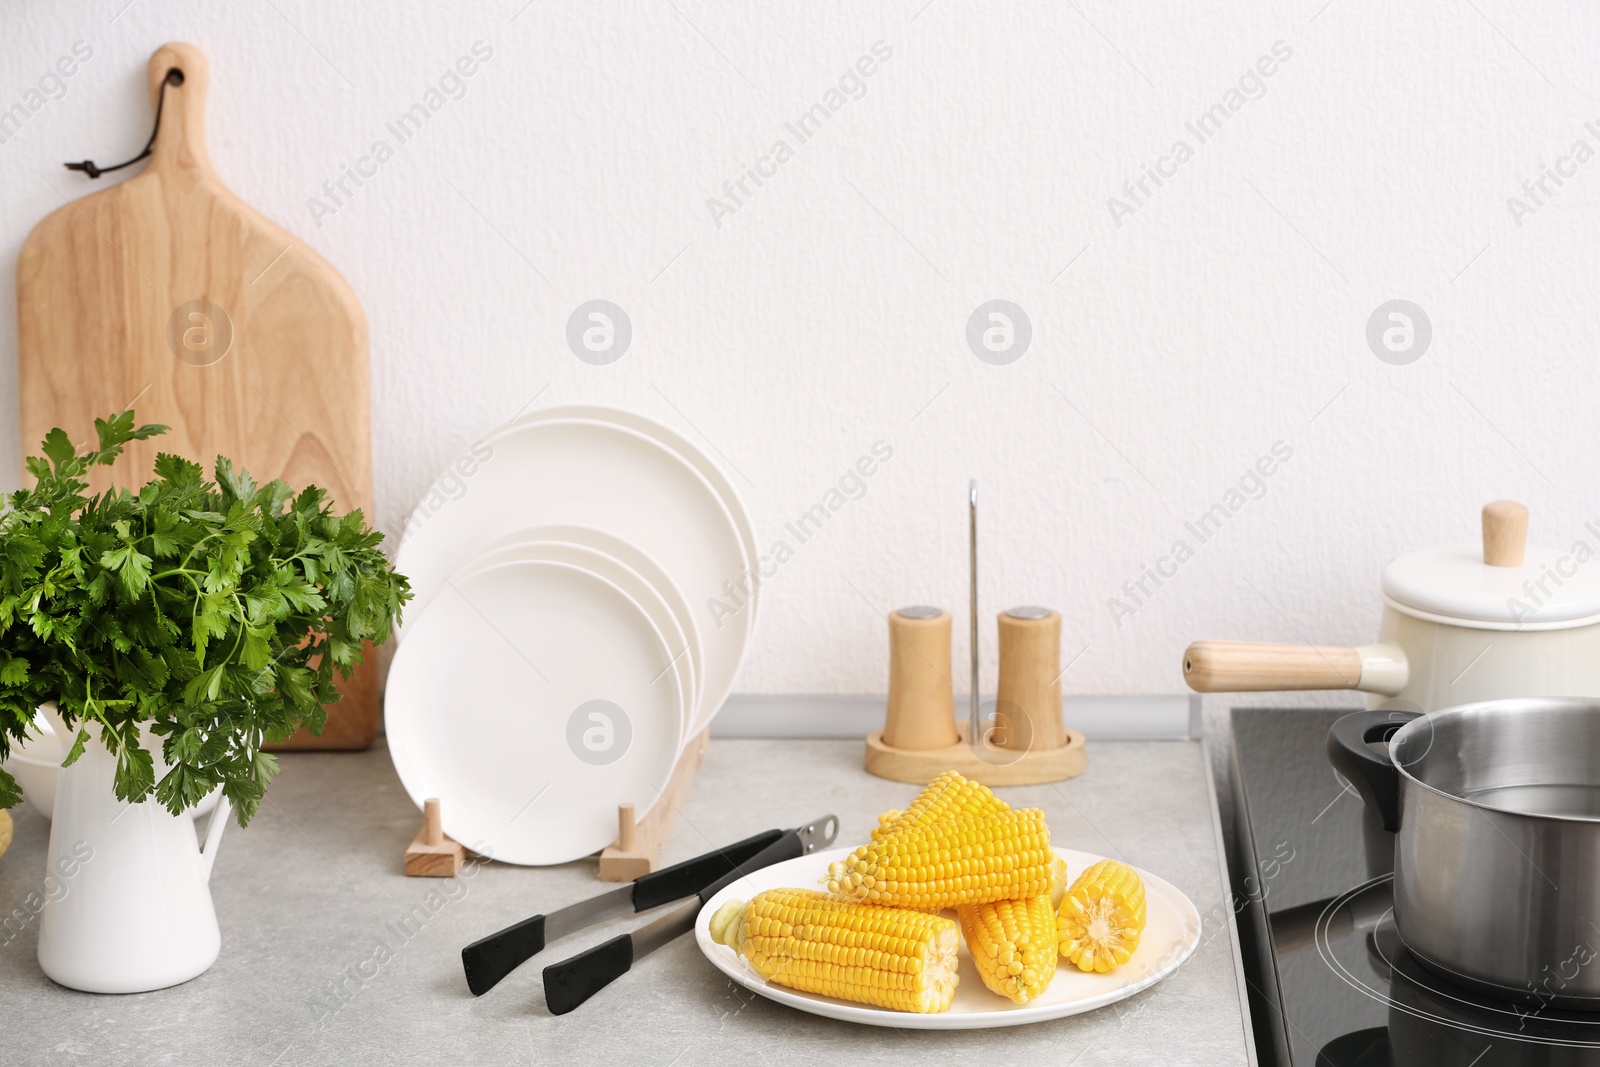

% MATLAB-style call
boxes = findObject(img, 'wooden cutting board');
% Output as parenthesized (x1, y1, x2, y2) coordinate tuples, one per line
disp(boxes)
(15, 43, 379, 750)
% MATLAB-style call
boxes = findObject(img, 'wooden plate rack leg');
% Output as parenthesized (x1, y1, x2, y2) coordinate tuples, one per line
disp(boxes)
(404, 798, 465, 876)
(598, 729, 710, 881)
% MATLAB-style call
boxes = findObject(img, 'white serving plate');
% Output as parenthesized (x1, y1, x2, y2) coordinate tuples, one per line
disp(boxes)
(460, 537, 699, 736)
(394, 417, 751, 735)
(695, 847, 1202, 1029)
(385, 558, 684, 866)
(512, 405, 760, 629)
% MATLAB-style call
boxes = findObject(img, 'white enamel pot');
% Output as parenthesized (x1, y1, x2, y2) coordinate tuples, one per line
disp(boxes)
(1183, 501, 1600, 710)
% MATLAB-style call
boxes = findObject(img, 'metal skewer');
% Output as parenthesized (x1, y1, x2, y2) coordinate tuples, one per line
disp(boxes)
(969, 479, 980, 747)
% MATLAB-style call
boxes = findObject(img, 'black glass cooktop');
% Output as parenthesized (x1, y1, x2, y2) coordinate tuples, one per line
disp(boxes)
(1231, 709, 1600, 1067)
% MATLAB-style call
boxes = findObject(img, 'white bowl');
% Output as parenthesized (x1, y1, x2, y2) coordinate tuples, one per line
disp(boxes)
(5, 749, 62, 819)
(4, 716, 221, 822)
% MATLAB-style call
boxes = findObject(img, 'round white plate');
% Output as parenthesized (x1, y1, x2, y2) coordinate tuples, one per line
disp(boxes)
(468, 525, 705, 737)
(513, 405, 760, 628)
(385, 558, 683, 866)
(394, 417, 751, 735)
(695, 847, 1202, 1029)
(459, 537, 699, 736)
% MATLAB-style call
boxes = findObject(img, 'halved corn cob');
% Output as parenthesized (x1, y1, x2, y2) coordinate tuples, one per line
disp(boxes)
(957, 893, 1058, 1004)
(826, 806, 1054, 910)
(871, 770, 1009, 840)
(1057, 859, 1147, 973)
(709, 888, 961, 1013)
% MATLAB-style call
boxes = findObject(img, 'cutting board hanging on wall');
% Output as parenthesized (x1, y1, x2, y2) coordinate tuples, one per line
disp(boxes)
(16, 43, 379, 750)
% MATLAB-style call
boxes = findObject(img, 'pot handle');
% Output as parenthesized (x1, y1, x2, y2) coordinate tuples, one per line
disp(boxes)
(1183, 641, 1407, 696)
(1326, 710, 1419, 833)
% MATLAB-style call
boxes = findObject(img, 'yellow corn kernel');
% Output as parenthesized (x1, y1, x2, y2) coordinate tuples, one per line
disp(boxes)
(1049, 854, 1069, 909)
(872, 770, 1009, 840)
(1057, 859, 1147, 973)
(957, 893, 1058, 1004)
(711, 888, 961, 1013)
(826, 807, 1054, 910)
(871, 808, 904, 840)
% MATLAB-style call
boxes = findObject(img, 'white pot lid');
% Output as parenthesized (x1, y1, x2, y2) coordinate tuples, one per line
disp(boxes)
(1382, 541, 1600, 628)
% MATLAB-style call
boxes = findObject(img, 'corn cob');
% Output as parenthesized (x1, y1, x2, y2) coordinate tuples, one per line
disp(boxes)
(957, 893, 1058, 1004)
(871, 770, 1009, 840)
(1057, 859, 1147, 973)
(826, 806, 1053, 910)
(709, 888, 961, 1013)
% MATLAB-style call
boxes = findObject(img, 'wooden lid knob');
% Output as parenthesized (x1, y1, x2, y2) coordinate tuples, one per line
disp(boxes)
(1482, 500, 1529, 567)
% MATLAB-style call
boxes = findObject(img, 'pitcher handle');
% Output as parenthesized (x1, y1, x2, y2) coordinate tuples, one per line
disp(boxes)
(199, 794, 232, 883)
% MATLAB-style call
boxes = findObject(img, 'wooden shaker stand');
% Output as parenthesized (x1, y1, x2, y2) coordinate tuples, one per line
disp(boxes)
(865, 606, 1086, 787)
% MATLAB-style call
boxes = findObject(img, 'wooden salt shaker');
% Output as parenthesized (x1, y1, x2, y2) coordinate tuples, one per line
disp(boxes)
(883, 607, 959, 750)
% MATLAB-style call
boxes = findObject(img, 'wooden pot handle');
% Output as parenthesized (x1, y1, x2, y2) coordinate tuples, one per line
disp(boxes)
(1183, 640, 1363, 692)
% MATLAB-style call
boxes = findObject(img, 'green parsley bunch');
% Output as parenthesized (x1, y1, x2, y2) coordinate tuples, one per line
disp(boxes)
(0, 412, 410, 825)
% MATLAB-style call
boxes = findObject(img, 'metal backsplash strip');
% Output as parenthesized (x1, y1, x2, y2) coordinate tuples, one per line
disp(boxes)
(711, 694, 1199, 741)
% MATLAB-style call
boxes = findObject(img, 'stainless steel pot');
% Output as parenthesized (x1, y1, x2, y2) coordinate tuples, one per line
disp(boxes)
(1328, 699, 1600, 1005)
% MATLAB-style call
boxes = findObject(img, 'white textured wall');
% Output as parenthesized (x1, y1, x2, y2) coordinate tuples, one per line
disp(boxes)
(3, 1, 1597, 703)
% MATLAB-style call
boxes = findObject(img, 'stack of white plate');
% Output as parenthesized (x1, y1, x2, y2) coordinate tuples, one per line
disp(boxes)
(386, 407, 758, 865)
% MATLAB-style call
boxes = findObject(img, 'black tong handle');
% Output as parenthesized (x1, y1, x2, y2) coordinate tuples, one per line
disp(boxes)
(462, 827, 784, 996)
(542, 829, 809, 1014)
(545, 934, 636, 1016)
(463, 914, 547, 997)
(634, 827, 785, 911)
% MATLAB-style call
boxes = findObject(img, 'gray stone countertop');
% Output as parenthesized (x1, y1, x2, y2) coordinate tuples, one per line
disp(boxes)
(0, 737, 1253, 1066)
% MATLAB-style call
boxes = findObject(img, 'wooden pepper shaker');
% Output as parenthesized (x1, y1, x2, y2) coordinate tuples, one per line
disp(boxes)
(883, 606, 959, 750)
(995, 607, 1066, 752)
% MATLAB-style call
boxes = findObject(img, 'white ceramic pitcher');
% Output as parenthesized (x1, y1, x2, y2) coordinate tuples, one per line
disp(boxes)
(35, 704, 231, 993)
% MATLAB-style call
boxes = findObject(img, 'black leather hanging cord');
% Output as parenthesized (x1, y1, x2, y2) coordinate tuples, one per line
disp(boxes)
(65, 67, 184, 179)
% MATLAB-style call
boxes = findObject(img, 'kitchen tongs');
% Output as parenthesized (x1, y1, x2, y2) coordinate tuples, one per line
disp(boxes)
(542, 812, 839, 1014)
(463, 826, 787, 995)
